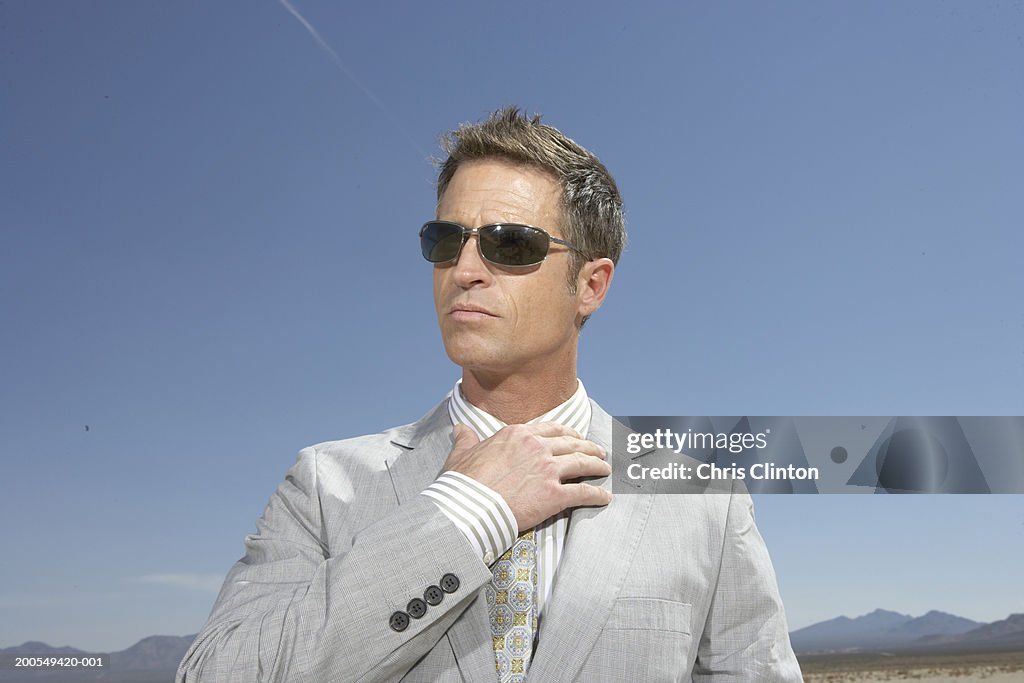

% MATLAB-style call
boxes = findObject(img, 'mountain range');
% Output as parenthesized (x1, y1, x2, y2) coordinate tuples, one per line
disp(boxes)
(3, 610, 1023, 680)
(790, 609, 1024, 653)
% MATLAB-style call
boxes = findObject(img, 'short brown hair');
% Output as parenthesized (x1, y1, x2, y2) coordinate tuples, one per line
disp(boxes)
(436, 107, 626, 295)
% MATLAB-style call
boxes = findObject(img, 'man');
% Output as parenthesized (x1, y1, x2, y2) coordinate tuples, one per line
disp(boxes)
(177, 108, 802, 682)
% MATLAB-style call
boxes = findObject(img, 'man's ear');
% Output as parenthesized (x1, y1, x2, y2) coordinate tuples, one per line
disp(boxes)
(576, 258, 615, 319)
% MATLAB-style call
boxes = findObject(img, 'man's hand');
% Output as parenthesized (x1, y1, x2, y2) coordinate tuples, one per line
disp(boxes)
(444, 422, 612, 531)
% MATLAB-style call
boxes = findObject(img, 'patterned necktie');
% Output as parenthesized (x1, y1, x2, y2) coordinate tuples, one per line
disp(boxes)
(486, 528, 538, 682)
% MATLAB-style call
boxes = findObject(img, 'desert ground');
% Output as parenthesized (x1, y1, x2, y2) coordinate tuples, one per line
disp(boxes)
(798, 649, 1024, 682)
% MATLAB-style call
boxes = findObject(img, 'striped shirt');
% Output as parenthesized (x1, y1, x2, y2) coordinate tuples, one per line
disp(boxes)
(421, 379, 592, 618)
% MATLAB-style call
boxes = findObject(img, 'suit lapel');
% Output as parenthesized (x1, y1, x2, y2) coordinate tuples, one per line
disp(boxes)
(387, 400, 499, 681)
(527, 402, 656, 682)
(386, 401, 453, 504)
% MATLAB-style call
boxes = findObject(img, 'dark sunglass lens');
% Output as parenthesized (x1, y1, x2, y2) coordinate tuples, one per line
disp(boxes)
(480, 225, 548, 266)
(420, 223, 464, 262)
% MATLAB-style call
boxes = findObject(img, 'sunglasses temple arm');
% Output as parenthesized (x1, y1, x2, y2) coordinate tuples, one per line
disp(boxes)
(550, 236, 592, 260)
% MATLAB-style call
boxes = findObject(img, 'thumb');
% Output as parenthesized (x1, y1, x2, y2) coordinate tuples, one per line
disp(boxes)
(451, 424, 481, 453)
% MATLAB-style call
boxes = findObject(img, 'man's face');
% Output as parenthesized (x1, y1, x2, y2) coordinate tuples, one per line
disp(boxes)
(433, 159, 583, 378)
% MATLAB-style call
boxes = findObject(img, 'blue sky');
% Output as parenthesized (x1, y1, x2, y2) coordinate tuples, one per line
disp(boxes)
(2, 1, 1022, 652)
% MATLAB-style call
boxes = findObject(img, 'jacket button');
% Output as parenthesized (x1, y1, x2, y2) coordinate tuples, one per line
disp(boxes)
(440, 573, 460, 593)
(389, 611, 410, 632)
(407, 598, 427, 619)
(424, 585, 444, 606)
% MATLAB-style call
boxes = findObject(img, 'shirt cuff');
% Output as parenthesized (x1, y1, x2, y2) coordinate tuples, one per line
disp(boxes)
(422, 471, 518, 565)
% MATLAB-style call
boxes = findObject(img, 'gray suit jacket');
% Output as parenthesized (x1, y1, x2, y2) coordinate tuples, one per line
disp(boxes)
(177, 399, 802, 682)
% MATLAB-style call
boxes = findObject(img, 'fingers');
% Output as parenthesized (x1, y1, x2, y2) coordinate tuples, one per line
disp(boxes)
(526, 422, 584, 439)
(500, 424, 609, 480)
(555, 451, 612, 480)
(559, 482, 613, 508)
(544, 435, 606, 459)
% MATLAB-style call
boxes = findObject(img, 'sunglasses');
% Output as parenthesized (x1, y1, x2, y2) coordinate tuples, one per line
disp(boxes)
(420, 221, 590, 268)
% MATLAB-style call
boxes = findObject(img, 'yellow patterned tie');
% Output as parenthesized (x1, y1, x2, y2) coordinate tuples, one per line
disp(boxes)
(486, 528, 538, 683)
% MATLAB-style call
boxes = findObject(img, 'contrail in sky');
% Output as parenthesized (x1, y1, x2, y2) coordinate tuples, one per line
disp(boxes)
(278, 0, 429, 159)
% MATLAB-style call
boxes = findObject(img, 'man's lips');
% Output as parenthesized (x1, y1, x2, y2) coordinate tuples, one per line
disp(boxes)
(448, 303, 498, 319)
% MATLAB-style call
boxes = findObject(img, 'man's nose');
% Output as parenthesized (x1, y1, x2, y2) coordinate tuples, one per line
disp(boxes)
(451, 234, 492, 288)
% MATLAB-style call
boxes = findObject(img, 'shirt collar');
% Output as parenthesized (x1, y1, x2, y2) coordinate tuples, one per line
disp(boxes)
(447, 378, 591, 440)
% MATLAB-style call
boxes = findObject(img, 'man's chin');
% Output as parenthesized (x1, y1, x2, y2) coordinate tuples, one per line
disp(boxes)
(443, 346, 512, 375)
(446, 354, 506, 372)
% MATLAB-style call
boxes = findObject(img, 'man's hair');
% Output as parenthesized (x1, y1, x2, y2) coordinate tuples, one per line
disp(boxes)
(436, 107, 626, 308)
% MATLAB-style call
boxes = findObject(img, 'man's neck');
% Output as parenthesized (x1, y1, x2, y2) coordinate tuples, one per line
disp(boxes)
(459, 368, 579, 425)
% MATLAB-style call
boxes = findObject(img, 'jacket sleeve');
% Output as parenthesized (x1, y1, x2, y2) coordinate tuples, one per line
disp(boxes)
(176, 446, 493, 683)
(692, 489, 804, 682)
